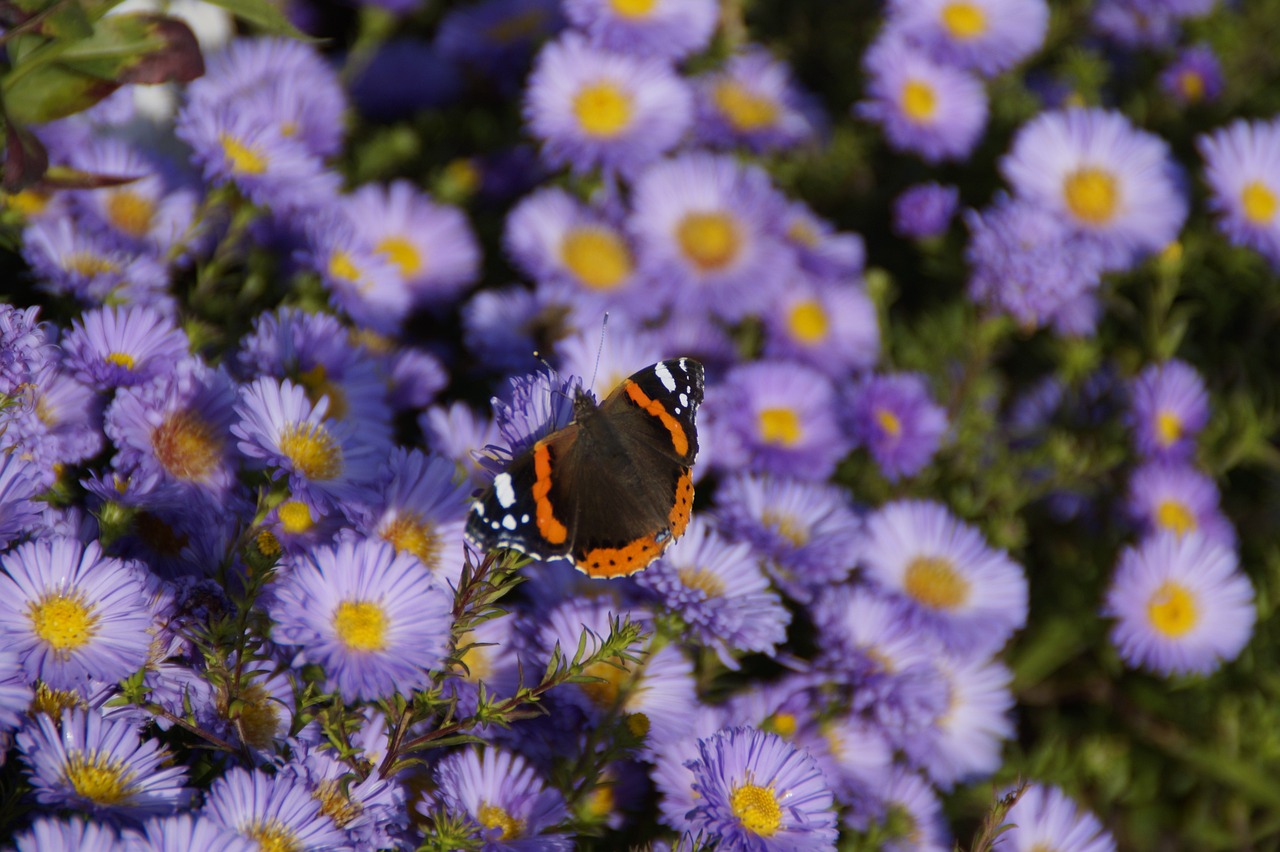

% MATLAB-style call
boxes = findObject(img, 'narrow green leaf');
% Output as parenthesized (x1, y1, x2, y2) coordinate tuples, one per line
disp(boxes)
(198, 0, 305, 39)
(3, 61, 118, 124)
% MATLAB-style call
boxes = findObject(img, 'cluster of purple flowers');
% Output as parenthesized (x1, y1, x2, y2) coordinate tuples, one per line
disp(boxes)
(0, 0, 1266, 846)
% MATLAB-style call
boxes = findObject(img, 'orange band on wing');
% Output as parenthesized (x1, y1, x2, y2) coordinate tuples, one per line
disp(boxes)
(578, 536, 665, 579)
(669, 469, 694, 538)
(623, 380, 689, 457)
(532, 442, 568, 545)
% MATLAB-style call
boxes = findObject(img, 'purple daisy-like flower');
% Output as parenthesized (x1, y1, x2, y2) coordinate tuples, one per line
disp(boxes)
(3, 362, 104, 485)
(17, 708, 192, 817)
(22, 217, 171, 305)
(705, 359, 849, 481)
(635, 517, 790, 667)
(1001, 107, 1188, 269)
(61, 305, 188, 391)
(692, 47, 818, 153)
(270, 537, 453, 700)
(553, 325, 665, 401)
(686, 726, 838, 850)
(1126, 461, 1235, 547)
(0, 648, 33, 732)
(1161, 44, 1223, 106)
(344, 180, 481, 310)
(489, 368, 581, 462)
(629, 152, 791, 322)
(965, 195, 1107, 334)
(714, 473, 863, 603)
(847, 372, 948, 482)
(460, 285, 547, 375)
(300, 204, 412, 336)
(524, 33, 693, 177)
(885, 0, 1049, 76)
(232, 376, 383, 510)
(0, 537, 154, 690)
(563, 0, 717, 60)
(1105, 531, 1255, 676)
(0, 303, 54, 394)
(13, 817, 130, 851)
(893, 182, 960, 239)
(1127, 358, 1209, 462)
(761, 275, 880, 379)
(779, 200, 866, 281)
(0, 451, 44, 550)
(858, 35, 989, 164)
(992, 783, 1116, 852)
(650, 707, 726, 832)
(428, 747, 572, 850)
(859, 500, 1028, 657)
(905, 652, 1014, 789)
(288, 739, 408, 850)
(126, 814, 256, 852)
(420, 401, 502, 487)
(1197, 118, 1280, 268)
(872, 769, 951, 852)
(204, 766, 346, 850)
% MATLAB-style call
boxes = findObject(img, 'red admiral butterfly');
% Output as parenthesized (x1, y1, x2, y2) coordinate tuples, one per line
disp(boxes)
(465, 358, 704, 578)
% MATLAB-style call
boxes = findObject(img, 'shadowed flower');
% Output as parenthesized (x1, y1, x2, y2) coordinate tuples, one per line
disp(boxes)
(62, 305, 188, 391)
(1197, 118, 1280, 268)
(847, 372, 948, 482)
(1127, 358, 1209, 462)
(428, 747, 572, 850)
(992, 783, 1116, 852)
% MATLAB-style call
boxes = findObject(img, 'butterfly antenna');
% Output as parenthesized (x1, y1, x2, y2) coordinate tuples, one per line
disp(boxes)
(588, 313, 609, 395)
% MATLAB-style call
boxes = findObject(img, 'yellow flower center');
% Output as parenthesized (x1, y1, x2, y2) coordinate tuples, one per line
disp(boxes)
(327, 250, 363, 287)
(65, 750, 137, 805)
(765, 711, 797, 738)
(730, 782, 783, 836)
(941, 2, 987, 39)
(901, 80, 938, 122)
(1155, 500, 1197, 537)
(455, 631, 493, 682)
(333, 600, 389, 652)
(6, 188, 50, 217)
(609, 0, 656, 17)
(562, 227, 632, 290)
(105, 352, 136, 370)
(1155, 410, 1182, 447)
(219, 133, 267, 175)
(222, 681, 281, 751)
(255, 529, 282, 558)
(67, 253, 118, 277)
(375, 235, 424, 279)
(713, 80, 780, 132)
(297, 364, 348, 422)
(786, 218, 820, 247)
(580, 658, 629, 708)
(279, 423, 343, 481)
(278, 500, 314, 534)
(677, 565, 727, 598)
(1177, 70, 1205, 102)
(788, 300, 828, 344)
(380, 512, 442, 570)
(760, 509, 809, 546)
(758, 407, 802, 447)
(247, 820, 301, 852)
(1241, 180, 1278, 225)
(315, 778, 363, 828)
(677, 212, 741, 272)
(574, 82, 634, 137)
(875, 407, 903, 438)
(1147, 580, 1199, 638)
(478, 802, 525, 839)
(105, 190, 156, 238)
(152, 409, 222, 483)
(1063, 167, 1119, 225)
(585, 781, 616, 820)
(29, 593, 99, 652)
(903, 556, 970, 610)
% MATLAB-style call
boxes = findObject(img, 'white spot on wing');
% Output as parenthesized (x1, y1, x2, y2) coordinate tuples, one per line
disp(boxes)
(679, 392, 689, 408)
(494, 473, 516, 509)
(654, 361, 677, 392)
(502, 514, 517, 530)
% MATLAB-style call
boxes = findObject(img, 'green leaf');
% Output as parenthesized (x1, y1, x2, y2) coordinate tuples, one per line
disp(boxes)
(198, 0, 305, 39)
(2, 60, 118, 124)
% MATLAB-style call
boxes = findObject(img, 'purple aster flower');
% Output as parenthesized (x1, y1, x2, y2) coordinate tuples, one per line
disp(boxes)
(0, 648, 32, 732)
(761, 275, 880, 378)
(686, 726, 838, 850)
(61, 305, 187, 391)
(461, 285, 546, 375)
(1127, 358, 1209, 461)
(252, 495, 347, 561)
(489, 368, 581, 462)
(893, 182, 960, 239)
(714, 473, 863, 603)
(524, 33, 693, 177)
(0, 303, 54, 394)
(348, 447, 472, 586)
(0, 537, 154, 690)
(779, 200, 866, 280)
(651, 707, 727, 832)
(17, 708, 191, 817)
(1197, 118, 1280, 268)
(692, 47, 818, 153)
(885, 0, 1049, 76)
(270, 537, 453, 700)
(872, 769, 950, 852)
(629, 152, 791, 322)
(344, 180, 481, 310)
(847, 372, 948, 482)
(204, 766, 346, 850)
(704, 359, 849, 481)
(905, 652, 1014, 789)
(965, 195, 1107, 334)
(817, 713, 894, 819)
(103, 358, 241, 502)
(420, 402, 502, 488)
(1090, 0, 1213, 47)
(635, 517, 790, 667)
(385, 344, 448, 411)
(553, 325, 665, 402)
(232, 376, 384, 511)
(859, 500, 1028, 657)
(1001, 107, 1188, 269)
(288, 740, 408, 850)
(858, 35, 989, 164)
(0, 451, 44, 550)
(563, 0, 717, 60)
(299, 204, 412, 336)
(1105, 531, 1254, 676)
(22, 217, 170, 305)
(126, 814, 256, 852)
(993, 783, 1116, 852)
(13, 817, 129, 851)
(428, 747, 572, 850)
(1161, 44, 1224, 105)
(2, 363, 104, 485)
(1126, 461, 1234, 547)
